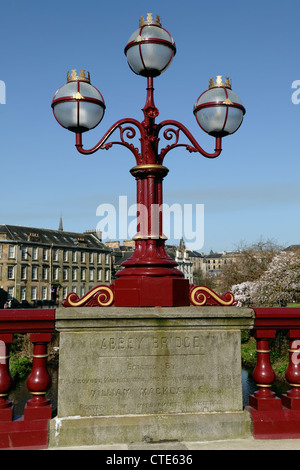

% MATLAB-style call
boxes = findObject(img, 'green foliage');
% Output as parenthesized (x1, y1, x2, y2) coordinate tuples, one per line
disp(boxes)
(241, 330, 289, 381)
(9, 355, 31, 380)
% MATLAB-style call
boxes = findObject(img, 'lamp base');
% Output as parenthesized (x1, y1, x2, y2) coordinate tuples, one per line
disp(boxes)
(113, 277, 190, 307)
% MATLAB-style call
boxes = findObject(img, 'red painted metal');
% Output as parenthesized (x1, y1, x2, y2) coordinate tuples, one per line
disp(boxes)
(247, 307, 300, 438)
(25, 333, 52, 420)
(248, 333, 282, 411)
(282, 332, 300, 410)
(74, 77, 225, 307)
(0, 309, 55, 333)
(0, 309, 55, 449)
(0, 334, 13, 421)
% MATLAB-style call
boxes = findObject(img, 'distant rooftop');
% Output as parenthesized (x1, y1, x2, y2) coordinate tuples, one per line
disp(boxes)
(0, 224, 108, 251)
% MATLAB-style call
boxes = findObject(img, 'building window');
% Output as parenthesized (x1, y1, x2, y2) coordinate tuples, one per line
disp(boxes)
(32, 247, 38, 260)
(72, 251, 77, 263)
(8, 286, 14, 299)
(53, 248, 58, 262)
(42, 286, 47, 300)
(63, 287, 68, 300)
(63, 268, 68, 281)
(72, 268, 77, 281)
(81, 252, 86, 263)
(97, 269, 102, 281)
(89, 253, 93, 263)
(53, 267, 59, 281)
(89, 269, 94, 281)
(21, 246, 28, 260)
(31, 286, 37, 300)
(105, 254, 109, 265)
(32, 265, 38, 280)
(81, 269, 86, 281)
(21, 286, 26, 301)
(63, 250, 68, 262)
(8, 245, 15, 259)
(0, 245, 2, 259)
(7, 266, 14, 279)
(105, 269, 110, 282)
(43, 248, 48, 261)
(97, 253, 102, 264)
(42, 266, 48, 280)
(80, 286, 85, 297)
(71, 286, 77, 293)
(21, 265, 27, 280)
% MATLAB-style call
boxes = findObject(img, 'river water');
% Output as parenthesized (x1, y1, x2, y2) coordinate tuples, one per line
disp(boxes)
(9, 367, 290, 417)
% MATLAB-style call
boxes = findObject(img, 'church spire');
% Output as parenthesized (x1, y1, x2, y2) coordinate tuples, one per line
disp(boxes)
(58, 215, 63, 231)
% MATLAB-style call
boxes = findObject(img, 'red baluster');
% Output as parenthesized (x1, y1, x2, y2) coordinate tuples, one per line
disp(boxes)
(249, 330, 282, 410)
(282, 330, 300, 410)
(0, 334, 13, 421)
(24, 333, 52, 420)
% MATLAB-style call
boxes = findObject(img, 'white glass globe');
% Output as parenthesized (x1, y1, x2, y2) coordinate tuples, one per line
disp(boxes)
(52, 73, 105, 133)
(124, 16, 176, 77)
(194, 79, 245, 137)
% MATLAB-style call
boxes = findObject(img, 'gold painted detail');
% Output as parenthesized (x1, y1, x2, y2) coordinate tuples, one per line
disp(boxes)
(31, 392, 46, 395)
(190, 285, 237, 306)
(289, 349, 300, 353)
(133, 234, 168, 240)
(139, 13, 161, 27)
(223, 98, 233, 105)
(130, 164, 169, 171)
(289, 384, 300, 387)
(256, 384, 272, 388)
(209, 75, 231, 89)
(33, 354, 48, 358)
(74, 91, 84, 100)
(256, 350, 270, 353)
(67, 69, 90, 83)
(63, 285, 114, 307)
(0, 356, 9, 360)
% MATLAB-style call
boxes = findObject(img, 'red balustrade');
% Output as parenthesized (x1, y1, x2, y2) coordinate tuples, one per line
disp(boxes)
(0, 309, 55, 450)
(1, 306, 300, 446)
(248, 307, 300, 438)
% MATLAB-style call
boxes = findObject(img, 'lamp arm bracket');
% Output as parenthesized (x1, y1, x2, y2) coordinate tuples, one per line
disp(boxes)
(156, 120, 222, 161)
(75, 118, 144, 162)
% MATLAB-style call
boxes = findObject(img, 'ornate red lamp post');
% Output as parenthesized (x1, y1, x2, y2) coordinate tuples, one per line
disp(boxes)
(51, 13, 245, 307)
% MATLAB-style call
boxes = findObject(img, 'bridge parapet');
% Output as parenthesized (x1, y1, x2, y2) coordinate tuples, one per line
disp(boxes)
(0, 309, 55, 449)
(247, 307, 300, 438)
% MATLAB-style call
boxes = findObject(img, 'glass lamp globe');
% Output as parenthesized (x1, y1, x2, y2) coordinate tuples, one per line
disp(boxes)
(124, 13, 176, 77)
(51, 70, 105, 133)
(193, 76, 246, 137)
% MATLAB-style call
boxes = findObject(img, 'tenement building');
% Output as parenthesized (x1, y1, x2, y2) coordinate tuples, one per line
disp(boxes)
(0, 224, 112, 307)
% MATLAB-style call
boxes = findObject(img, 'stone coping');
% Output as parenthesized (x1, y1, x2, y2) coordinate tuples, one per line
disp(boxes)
(55, 306, 255, 331)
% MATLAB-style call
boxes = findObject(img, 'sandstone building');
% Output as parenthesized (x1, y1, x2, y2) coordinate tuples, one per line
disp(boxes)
(0, 224, 112, 307)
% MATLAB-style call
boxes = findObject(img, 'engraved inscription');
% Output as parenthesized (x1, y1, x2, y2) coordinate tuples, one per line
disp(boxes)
(58, 329, 242, 417)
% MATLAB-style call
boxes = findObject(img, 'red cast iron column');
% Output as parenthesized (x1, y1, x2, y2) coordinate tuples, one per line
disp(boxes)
(24, 333, 52, 420)
(282, 330, 300, 409)
(248, 330, 282, 410)
(0, 334, 13, 421)
(113, 77, 190, 306)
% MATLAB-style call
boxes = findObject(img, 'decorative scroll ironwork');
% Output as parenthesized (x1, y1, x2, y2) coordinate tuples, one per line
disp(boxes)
(190, 285, 237, 306)
(157, 120, 222, 162)
(63, 285, 114, 307)
(76, 119, 144, 164)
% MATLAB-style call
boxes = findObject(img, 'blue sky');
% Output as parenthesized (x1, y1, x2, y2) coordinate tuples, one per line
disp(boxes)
(1, 0, 300, 253)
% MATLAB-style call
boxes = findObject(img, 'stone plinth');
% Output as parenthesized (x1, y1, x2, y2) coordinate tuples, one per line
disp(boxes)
(49, 306, 254, 447)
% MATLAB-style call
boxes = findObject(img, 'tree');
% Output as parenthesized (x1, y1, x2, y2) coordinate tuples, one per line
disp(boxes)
(231, 281, 258, 307)
(220, 237, 282, 292)
(251, 251, 300, 306)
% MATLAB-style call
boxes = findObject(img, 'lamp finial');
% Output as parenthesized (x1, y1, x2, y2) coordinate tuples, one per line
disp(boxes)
(209, 75, 231, 89)
(139, 13, 161, 27)
(67, 69, 91, 83)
